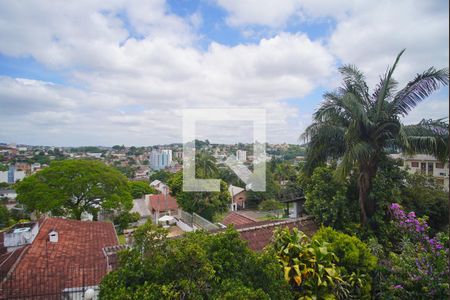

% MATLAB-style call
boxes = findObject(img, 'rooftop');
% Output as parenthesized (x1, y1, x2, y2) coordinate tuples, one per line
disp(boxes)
(1, 218, 118, 298)
(149, 194, 178, 212)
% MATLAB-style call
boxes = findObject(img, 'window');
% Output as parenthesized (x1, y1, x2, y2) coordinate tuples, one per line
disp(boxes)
(411, 161, 419, 168)
(436, 162, 444, 169)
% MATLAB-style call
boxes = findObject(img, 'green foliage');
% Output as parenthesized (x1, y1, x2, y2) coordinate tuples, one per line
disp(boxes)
(16, 159, 133, 220)
(302, 51, 449, 224)
(113, 211, 140, 233)
(401, 173, 448, 231)
(0, 203, 11, 228)
(100, 225, 292, 299)
(128, 181, 157, 199)
(168, 171, 230, 220)
(149, 169, 173, 183)
(303, 166, 358, 229)
(313, 227, 377, 298)
(0, 163, 8, 171)
(258, 199, 283, 211)
(272, 227, 347, 299)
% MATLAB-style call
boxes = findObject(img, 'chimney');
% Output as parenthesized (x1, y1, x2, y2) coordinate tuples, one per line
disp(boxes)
(49, 230, 58, 243)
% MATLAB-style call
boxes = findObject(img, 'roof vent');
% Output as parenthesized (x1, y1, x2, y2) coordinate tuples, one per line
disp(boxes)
(49, 230, 58, 243)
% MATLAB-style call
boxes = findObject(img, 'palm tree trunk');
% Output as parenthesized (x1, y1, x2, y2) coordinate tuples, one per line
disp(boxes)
(357, 162, 377, 225)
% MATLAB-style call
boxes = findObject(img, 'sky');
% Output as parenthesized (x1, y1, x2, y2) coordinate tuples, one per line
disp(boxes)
(0, 0, 448, 146)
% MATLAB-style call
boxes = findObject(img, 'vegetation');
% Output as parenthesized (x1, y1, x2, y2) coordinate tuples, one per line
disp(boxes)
(128, 181, 157, 199)
(302, 50, 449, 225)
(168, 171, 230, 220)
(16, 160, 133, 220)
(149, 169, 173, 183)
(100, 222, 292, 299)
(0, 203, 10, 228)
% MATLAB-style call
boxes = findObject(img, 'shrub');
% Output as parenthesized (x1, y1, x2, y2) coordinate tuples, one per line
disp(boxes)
(313, 227, 377, 298)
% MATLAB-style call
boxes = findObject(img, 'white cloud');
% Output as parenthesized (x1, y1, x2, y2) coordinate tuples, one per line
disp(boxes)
(0, 0, 447, 146)
(215, 0, 300, 27)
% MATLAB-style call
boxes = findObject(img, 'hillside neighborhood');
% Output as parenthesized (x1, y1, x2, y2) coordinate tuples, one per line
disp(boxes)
(0, 0, 449, 299)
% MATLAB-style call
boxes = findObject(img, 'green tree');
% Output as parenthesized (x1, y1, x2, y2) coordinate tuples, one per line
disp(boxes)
(0, 203, 10, 228)
(303, 166, 359, 229)
(16, 160, 133, 220)
(149, 169, 173, 183)
(258, 199, 283, 212)
(402, 172, 449, 232)
(100, 225, 292, 299)
(196, 150, 218, 178)
(128, 181, 157, 199)
(168, 171, 230, 220)
(302, 50, 449, 225)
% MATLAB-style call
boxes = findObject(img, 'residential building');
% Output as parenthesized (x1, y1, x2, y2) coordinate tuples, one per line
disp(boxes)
(228, 184, 247, 211)
(149, 149, 172, 170)
(0, 218, 118, 299)
(150, 179, 169, 193)
(0, 189, 17, 200)
(146, 193, 179, 222)
(236, 150, 247, 162)
(0, 166, 26, 183)
(391, 154, 449, 190)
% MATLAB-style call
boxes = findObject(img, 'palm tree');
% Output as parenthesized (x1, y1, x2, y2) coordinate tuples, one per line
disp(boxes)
(302, 50, 449, 225)
(196, 150, 218, 178)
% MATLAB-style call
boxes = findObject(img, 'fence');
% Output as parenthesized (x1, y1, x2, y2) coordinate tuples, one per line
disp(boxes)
(192, 213, 219, 231)
(0, 265, 106, 299)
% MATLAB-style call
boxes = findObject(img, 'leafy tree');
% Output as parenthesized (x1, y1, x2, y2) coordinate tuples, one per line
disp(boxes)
(195, 150, 218, 178)
(168, 171, 230, 220)
(0, 203, 10, 228)
(128, 181, 157, 199)
(401, 172, 449, 232)
(303, 166, 359, 229)
(16, 160, 133, 220)
(0, 163, 8, 171)
(258, 199, 283, 212)
(302, 50, 449, 225)
(113, 211, 140, 233)
(100, 224, 292, 299)
(149, 169, 173, 183)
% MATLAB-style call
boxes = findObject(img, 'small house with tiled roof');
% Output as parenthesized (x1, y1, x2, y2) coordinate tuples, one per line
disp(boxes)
(0, 217, 118, 299)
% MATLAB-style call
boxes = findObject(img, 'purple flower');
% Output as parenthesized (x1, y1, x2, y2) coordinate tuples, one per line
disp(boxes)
(393, 285, 403, 289)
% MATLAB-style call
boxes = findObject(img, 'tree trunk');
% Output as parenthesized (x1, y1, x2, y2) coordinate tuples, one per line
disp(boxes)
(357, 162, 377, 226)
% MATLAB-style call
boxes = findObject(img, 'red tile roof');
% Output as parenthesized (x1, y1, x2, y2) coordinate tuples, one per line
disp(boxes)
(222, 212, 256, 226)
(149, 194, 178, 212)
(234, 217, 317, 251)
(1, 218, 118, 299)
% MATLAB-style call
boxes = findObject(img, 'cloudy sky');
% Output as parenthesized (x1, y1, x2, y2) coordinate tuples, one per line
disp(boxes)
(0, 0, 448, 146)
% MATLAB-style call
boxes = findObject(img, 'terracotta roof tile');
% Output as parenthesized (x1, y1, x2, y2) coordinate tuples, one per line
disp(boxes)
(235, 217, 318, 251)
(0, 218, 118, 298)
(149, 194, 178, 212)
(221, 212, 256, 226)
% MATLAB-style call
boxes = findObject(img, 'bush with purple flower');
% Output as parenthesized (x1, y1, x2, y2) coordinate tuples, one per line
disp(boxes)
(377, 203, 449, 299)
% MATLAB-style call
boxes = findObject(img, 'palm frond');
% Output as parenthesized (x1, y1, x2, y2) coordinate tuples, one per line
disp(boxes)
(392, 68, 449, 116)
(375, 49, 405, 116)
(401, 118, 449, 162)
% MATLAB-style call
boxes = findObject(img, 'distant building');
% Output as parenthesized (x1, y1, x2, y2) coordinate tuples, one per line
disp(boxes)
(390, 153, 449, 190)
(150, 180, 169, 193)
(236, 150, 247, 162)
(228, 185, 247, 211)
(146, 193, 179, 223)
(149, 149, 172, 170)
(0, 166, 26, 183)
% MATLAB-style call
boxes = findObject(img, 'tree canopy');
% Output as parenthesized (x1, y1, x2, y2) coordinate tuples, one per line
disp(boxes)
(128, 181, 158, 199)
(16, 159, 133, 220)
(302, 50, 449, 225)
(100, 222, 292, 299)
